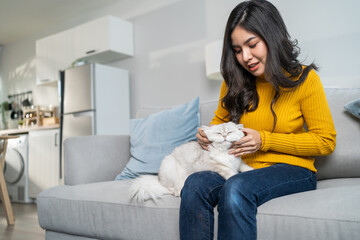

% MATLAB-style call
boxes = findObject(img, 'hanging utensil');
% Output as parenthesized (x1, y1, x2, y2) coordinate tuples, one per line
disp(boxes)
(19, 94, 23, 120)
(29, 91, 33, 106)
(10, 96, 18, 119)
(22, 92, 31, 107)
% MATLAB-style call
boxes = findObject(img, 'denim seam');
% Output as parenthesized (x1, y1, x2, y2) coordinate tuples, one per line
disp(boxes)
(205, 207, 210, 239)
(257, 173, 315, 198)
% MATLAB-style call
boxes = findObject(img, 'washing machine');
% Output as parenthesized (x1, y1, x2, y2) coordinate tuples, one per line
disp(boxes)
(3, 134, 32, 203)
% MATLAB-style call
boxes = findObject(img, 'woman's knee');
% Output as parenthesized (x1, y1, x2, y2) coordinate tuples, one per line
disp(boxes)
(181, 171, 225, 204)
(182, 171, 218, 195)
(219, 175, 255, 208)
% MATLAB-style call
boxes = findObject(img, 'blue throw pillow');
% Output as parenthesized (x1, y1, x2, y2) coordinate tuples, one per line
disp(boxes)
(115, 97, 200, 180)
(344, 98, 360, 119)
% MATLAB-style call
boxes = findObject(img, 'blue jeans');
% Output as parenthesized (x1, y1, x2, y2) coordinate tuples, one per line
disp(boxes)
(179, 164, 317, 240)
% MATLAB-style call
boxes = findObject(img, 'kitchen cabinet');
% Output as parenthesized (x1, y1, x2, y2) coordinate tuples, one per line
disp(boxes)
(36, 29, 74, 85)
(74, 15, 134, 63)
(35, 15, 133, 85)
(28, 128, 60, 198)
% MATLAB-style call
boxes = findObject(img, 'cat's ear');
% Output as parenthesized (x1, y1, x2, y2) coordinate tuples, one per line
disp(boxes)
(236, 124, 244, 130)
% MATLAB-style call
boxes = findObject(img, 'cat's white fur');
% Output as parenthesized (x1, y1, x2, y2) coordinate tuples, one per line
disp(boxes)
(129, 122, 254, 203)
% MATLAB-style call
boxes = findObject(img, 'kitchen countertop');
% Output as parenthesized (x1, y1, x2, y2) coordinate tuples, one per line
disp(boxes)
(0, 124, 60, 135)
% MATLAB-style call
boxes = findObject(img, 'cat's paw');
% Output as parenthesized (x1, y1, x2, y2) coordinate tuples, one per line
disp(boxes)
(168, 188, 181, 197)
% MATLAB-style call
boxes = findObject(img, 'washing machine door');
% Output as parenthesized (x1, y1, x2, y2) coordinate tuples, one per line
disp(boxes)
(3, 148, 24, 185)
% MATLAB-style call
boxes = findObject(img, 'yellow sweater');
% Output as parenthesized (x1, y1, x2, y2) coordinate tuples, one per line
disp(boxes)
(210, 70, 336, 172)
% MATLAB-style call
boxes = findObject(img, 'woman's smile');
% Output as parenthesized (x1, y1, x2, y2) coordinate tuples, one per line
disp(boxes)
(248, 62, 259, 72)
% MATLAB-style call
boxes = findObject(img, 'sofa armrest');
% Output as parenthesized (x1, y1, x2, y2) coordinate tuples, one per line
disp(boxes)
(64, 135, 130, 185)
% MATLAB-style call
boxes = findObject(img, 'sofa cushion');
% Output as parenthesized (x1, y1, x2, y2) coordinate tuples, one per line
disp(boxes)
(115, 97, 200, 180)
(314, 88, 360, 179)
(37, 180, 181, 240)
(46, 231, 97, 240)
(344, 98, 360, 119)
(37, 178, 360, 240)
(199, 99, 219, 125)
(64, 135, 131, 185)
(257, 178, 360, 240)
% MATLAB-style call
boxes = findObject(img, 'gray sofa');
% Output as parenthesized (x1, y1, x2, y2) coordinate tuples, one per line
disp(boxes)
(37, 88, 360, 240)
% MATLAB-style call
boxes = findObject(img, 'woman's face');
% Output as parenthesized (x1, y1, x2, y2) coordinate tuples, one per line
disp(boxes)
(231, 26, 268, 78)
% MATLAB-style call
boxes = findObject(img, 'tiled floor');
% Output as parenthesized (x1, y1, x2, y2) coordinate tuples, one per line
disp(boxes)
(0, 203, 45, 240)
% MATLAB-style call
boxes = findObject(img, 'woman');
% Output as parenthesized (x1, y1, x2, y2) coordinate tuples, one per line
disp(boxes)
(179, 0, 336, 239)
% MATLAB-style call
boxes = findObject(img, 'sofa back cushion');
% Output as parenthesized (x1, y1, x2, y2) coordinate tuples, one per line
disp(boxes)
(199, 100, 218, 125)
(315, 88, 360, 180)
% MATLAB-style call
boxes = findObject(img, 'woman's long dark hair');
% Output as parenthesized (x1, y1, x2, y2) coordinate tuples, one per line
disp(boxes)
(221, 0, 317, 131)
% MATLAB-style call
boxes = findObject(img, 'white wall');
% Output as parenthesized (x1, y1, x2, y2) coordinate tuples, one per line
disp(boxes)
(274, 0, 360, 88)
(1, 0, 359, 118)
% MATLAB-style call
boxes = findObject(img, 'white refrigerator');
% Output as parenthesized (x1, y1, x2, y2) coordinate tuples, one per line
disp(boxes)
(60, 63, 130, 178)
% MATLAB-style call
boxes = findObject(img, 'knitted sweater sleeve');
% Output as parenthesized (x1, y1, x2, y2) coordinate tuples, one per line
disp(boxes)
(211, 81, 230, 125)
(259, 73, 336, 156)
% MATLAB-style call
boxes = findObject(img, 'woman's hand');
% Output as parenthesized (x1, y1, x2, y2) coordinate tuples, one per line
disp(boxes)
(197, 127, 211, 151)
(229, 128, 262, 157)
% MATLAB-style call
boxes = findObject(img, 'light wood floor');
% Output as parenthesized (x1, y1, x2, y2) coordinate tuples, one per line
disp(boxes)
(0, 203, 45, 240)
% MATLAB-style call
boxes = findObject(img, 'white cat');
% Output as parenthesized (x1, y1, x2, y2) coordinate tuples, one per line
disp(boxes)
(129, 122, 254, 203)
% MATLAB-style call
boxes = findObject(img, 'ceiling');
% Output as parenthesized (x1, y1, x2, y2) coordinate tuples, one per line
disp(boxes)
(0, 0, 122, 45)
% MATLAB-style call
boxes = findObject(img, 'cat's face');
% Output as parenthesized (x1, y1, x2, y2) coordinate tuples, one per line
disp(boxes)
(202, 122, 244, 143)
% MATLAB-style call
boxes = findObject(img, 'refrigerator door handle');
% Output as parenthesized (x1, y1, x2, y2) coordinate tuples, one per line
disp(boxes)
(55, 132, 58, 147)
(72, 111, 94, 117)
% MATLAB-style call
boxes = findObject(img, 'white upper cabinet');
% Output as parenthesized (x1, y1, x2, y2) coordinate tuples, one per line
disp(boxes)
(36, 37, 52, 85)
(74, 16, 134, 62)
(36, 29, 75, 85)
(35, 15, 134, 85)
